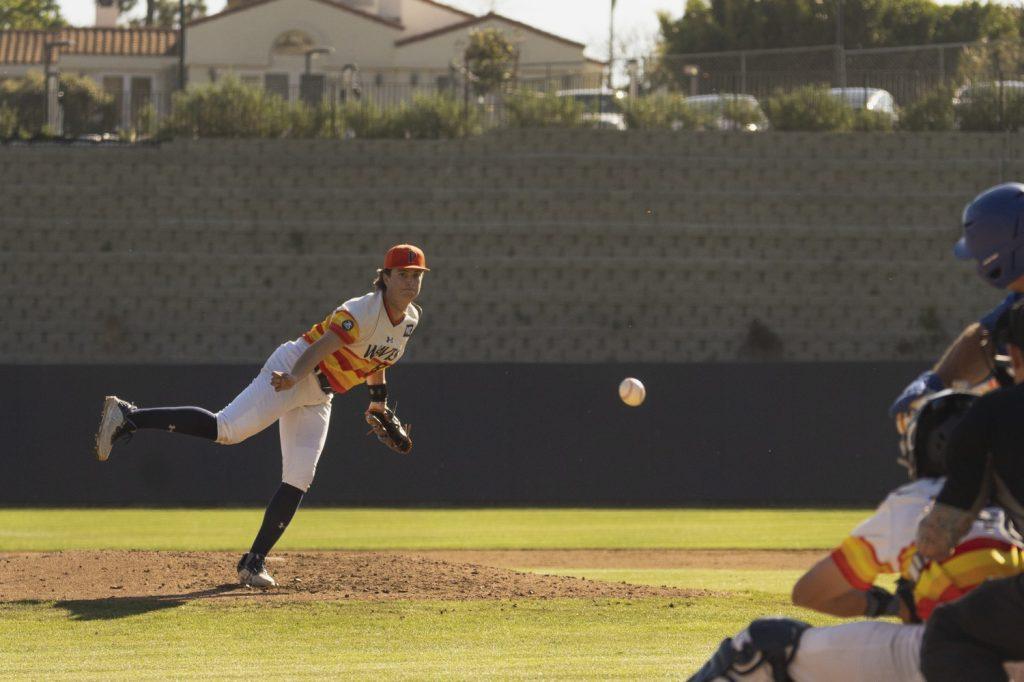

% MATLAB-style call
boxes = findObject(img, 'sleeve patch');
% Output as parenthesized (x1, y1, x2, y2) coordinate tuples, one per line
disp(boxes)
(328, 311, 359, 344)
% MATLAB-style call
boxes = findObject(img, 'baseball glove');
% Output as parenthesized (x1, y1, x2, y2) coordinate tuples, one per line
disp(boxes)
(365, 408, 413, 454)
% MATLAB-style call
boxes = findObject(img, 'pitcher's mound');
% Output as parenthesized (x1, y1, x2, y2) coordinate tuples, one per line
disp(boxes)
(0, 551, 710, 603)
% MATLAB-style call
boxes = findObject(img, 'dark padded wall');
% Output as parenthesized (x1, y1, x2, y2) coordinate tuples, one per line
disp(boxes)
(1, 362, 924, 506)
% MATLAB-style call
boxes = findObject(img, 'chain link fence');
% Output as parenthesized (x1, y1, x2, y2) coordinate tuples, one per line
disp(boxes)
(6, 38, 1024, 139)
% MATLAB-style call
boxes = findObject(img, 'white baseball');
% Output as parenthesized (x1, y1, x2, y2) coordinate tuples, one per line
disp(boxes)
(618, 377, 645, 407)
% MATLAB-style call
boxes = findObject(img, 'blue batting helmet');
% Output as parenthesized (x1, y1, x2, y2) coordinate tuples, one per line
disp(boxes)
(955, 182, 1024, 289)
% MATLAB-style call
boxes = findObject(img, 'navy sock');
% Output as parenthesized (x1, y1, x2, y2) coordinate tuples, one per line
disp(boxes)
(249, 483, 305, 556)
(129, 406, 218, 440)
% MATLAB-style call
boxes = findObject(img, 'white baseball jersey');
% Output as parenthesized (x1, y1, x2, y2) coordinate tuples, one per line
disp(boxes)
(303, 290, 420, 393)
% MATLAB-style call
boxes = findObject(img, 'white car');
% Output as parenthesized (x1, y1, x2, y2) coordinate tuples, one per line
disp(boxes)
(953, 81, 1024, 107)
(683, 93, 769, 131)
(556, 88, 627, 131)
(829, 87, 899, 123)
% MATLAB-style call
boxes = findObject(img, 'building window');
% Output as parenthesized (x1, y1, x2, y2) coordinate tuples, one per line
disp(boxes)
(410, 72, 420, 86)
(265, 73, 289, 100)
(374, 73, 384, 87)
(130, 76, 152, 126)
(102, 76, 125, 125)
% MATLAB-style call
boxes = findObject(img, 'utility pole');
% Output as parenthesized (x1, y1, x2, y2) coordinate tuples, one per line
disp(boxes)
(608, 0, 616, 89)
(835, 0, 846, 88)
(179, 0, 187, 90)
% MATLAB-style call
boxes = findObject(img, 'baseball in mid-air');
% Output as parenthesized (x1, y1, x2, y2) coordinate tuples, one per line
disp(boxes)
(618, 377, 646, 407)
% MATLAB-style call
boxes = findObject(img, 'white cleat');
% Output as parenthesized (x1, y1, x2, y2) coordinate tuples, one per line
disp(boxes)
(237, 552, 277, 588)
(94, 395, 137, 462)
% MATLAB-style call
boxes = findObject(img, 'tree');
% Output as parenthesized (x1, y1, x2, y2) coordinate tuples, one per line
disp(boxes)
(657, 0, 1024, 55)
(0, 0, 65, 29)
(127, 0, 207, 27)
(463, 28, 518, 95)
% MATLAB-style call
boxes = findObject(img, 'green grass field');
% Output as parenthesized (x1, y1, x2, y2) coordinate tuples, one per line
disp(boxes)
(0, 508, 866, 679)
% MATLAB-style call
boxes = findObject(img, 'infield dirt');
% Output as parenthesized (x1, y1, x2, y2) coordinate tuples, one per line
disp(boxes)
(0, 549, 819, 603)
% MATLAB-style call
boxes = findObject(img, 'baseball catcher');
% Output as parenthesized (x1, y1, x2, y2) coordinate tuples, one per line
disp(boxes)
(689, 391, 1024, 682)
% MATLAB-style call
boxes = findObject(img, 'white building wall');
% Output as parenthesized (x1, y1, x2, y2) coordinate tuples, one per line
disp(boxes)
(399, 0, 472, 36)
(395, 17, 594, 74)
(187, 0, 400, 73)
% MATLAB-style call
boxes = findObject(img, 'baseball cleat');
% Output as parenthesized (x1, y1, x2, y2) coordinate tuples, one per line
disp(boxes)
(94, 395, 137, 462)
(237, 552, 276, 588)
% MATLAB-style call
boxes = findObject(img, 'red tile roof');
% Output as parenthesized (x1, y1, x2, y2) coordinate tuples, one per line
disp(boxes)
(395, 11, 585, 49)
(0, 28, 178, 65)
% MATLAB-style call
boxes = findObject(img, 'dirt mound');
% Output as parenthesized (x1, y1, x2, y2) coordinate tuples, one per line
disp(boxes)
(0, 551, 711, 603)
(411, 549, 822, 570)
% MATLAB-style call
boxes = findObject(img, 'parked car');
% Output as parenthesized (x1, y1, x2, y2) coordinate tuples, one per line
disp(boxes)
(952, 81, 1024, 130)
(683, 93, 769, 131)
(829, 87, 899, 123)
(953, 80, 1024, 107)
(556, 88, 628, 131)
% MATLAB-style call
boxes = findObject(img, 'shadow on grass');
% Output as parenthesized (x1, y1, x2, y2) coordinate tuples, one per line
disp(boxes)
(50, 584, 243, 620)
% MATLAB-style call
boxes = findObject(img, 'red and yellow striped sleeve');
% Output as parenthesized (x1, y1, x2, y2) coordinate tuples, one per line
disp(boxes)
(326, 310, 359, 345)
(830, 536, 892, 590)
(914, 540, 1023, 620)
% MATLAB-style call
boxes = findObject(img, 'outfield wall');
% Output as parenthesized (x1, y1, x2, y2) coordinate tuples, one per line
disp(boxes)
(0, 131, 1018, 365)
(2, 131, 1012, 505)
(3, 362, 921, 506)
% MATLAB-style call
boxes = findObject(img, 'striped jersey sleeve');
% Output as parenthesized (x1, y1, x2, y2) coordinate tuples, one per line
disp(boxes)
(831, 535, 892, 590)
(830, 491, 905, 590)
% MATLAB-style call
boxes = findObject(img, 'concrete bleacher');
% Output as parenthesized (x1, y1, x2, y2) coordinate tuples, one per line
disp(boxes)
(0, 131, 1012, 364)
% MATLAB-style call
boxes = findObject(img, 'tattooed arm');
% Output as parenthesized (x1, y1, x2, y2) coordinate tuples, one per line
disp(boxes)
(916, 502, 976, 561)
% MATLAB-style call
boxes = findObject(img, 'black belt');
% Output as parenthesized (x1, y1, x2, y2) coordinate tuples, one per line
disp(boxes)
(314, 369, 334, 395)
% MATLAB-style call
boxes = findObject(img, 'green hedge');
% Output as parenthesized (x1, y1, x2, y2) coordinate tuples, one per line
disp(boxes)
(763, 86, 854, 131)
(504, 90, 585, 128)
(955, 86, 1024, 131)
(900, 86, 956, 131)
(0, 71, 115, 139)
(623, 93, 708, 130)
(159, 78, 479, 139)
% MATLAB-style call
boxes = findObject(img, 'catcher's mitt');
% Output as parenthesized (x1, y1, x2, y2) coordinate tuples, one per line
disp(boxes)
(365, 408, 412, 454)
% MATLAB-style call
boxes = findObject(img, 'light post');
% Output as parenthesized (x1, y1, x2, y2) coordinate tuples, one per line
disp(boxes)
(43, 39, 72, 135)
(178, 0, 187, 90)
(304, 47, 333, 78)
(835, 0, 846, 88)
(608, 0, 616, 89)
(683, 64, 699, 97)
(302, 47, 333, 106)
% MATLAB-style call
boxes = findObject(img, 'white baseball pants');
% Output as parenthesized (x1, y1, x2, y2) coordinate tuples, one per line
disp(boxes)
(721, 621, 1024, 682)
(215, 339, 332, 492)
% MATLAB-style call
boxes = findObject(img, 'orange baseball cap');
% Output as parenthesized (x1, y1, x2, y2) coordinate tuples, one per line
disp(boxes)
(383, 244, 429, 271)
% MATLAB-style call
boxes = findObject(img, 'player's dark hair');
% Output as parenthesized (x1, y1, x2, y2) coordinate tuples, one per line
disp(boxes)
(373, 268, 390, 292)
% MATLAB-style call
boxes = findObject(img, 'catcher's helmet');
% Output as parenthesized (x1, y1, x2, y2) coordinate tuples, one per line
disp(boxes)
(955, 182, 1024, 289)
(898, 389, 977, 479)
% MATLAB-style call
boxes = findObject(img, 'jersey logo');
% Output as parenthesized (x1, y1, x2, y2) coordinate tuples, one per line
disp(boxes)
(364, 344, 400, 363)
(341, 319, 354, 331)
(404, 323, 415, 338)
(386, 336, 395, 344)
